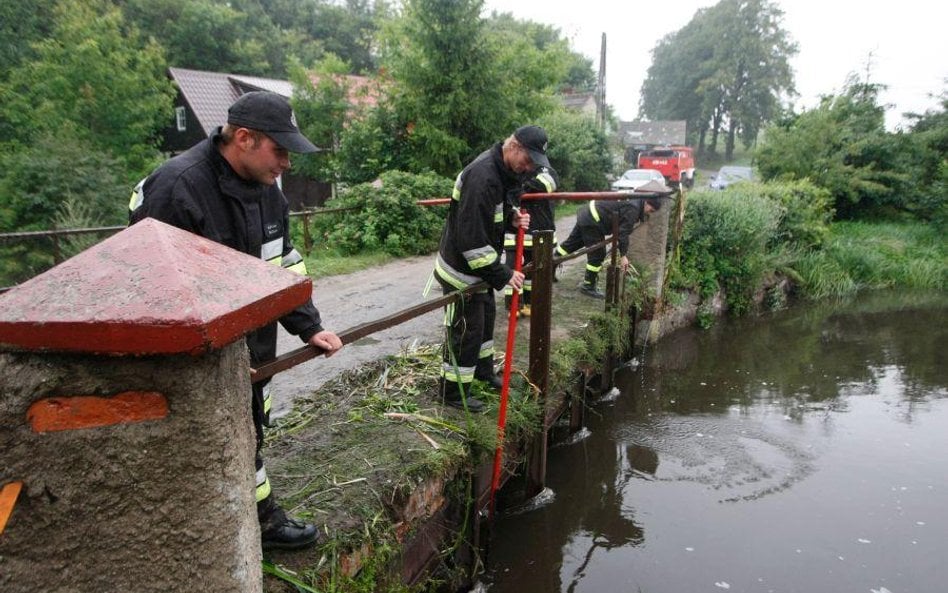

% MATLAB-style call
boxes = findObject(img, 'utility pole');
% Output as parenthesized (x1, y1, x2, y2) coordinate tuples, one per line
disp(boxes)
(597, 33, 607, 131)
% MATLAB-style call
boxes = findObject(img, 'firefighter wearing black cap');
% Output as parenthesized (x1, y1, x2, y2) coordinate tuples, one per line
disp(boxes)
(556, 197, 661, 298)
(433, 126, 550, 412)
(129, 91, 343, 550)
(504, 165, 559, 316)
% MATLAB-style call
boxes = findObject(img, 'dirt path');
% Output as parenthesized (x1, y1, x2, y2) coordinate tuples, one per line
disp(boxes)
(269, 214, 580, 418)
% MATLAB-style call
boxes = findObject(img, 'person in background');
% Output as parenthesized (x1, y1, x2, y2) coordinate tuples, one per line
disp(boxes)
(432, 126, 554, 411)
(503, 164, 559, 317)
(555, 196, 661, 298)
(129, 91, 343, 550)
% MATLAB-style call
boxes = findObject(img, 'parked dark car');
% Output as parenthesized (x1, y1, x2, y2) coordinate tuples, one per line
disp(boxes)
(708, 166, 753, 190)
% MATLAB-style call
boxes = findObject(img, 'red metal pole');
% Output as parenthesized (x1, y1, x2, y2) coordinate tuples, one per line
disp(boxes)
(488, 219, 526, 522)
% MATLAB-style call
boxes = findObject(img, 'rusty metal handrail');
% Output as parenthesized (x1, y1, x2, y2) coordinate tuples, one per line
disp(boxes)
(251, 237, 611, 383)
(416, 189, 674, 207)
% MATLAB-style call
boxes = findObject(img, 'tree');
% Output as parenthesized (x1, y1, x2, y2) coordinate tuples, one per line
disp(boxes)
(639, 0, 796, 159)
(485, 11, 595, 94)
(538, 109, 612, 191)
(378, 0, 509, 175)
(640, 15, 716, 149)
(901, 88, 948, 225)
(0, 133, 129, 284)
(0, 0, 175, 174)
(288, 55, 355, 184)
(0, 0, 56, 71)
(375, 0, 585, 176)
(756, 77, 908, 219)
(124, 0, 274, 75)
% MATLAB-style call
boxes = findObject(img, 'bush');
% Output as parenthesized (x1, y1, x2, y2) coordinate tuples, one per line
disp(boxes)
(672, 188, 783, 313)
(749, 180, 834, 249)
(312, 170, 452, 257)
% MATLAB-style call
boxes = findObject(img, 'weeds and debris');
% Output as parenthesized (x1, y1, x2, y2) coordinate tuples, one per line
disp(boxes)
(262, 262, 639, 592)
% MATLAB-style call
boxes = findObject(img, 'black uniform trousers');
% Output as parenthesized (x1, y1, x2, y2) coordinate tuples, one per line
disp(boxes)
(559, 222, 608, 272)
(441, 286, 496, 391)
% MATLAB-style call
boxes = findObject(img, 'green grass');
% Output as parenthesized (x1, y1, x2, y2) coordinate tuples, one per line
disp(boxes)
(793, 221, 947, 298)
(301, 244, 396, 279)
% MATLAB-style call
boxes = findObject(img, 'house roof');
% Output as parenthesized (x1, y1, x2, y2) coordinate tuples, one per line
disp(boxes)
(560, 91, 597, 110)
(306, 73, 381, 110)
(617, 120, 687, 147)
(169, 67, 382, 136)
(168, 67, 295, 136)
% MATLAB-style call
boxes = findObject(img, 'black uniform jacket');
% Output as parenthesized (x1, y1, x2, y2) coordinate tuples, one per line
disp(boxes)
(435, 143, 521, 291)
(129, 128, 323, 365)
(577, 199, 645, 256)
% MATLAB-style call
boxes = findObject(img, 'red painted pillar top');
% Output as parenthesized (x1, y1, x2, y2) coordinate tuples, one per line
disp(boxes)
(0, 218, 313, 355)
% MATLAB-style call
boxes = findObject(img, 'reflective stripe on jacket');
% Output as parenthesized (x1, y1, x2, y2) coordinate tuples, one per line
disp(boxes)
(434, 143, 519, 291)
(576, 198, 644, 256)
(128, 128, 323, 364)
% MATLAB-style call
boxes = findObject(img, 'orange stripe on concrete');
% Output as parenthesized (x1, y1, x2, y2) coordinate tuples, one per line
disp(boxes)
(27, 392, 169, 433)
(0, 481, 23, 535)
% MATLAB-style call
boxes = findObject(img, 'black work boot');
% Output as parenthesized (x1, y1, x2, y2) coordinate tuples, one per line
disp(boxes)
(579, 270, 605, 299)
(440, 379, 485, 412)
(476, 373, 504, 391)
(260, 505, 320, 551)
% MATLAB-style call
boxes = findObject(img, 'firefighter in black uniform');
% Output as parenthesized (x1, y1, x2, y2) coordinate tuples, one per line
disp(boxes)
(503, 165, 559, 317)
(556, 197, 661, 298)
(129, 91, 343, 550)
(433, 126, 550, 412)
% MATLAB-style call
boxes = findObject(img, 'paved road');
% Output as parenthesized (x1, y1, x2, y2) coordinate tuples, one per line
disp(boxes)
(269, 214, 579, 418)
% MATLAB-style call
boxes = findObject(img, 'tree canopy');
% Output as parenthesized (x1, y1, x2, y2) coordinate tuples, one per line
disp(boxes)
(639, 0, 797, 159)
(755, 77, 944, 220)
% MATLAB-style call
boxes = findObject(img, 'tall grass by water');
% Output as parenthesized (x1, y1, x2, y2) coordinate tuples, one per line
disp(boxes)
(794, 221, 946, 298)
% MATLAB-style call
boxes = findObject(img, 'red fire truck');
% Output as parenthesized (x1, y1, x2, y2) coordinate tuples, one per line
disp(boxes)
(637, 145, 695, 188)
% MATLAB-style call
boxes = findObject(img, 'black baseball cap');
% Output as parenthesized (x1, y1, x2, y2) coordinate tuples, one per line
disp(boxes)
(227, 91, 320, 153)
(514, 125, 551, 168)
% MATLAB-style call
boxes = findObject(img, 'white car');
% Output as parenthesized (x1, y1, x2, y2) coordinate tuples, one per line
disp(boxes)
(709, 166, 753, 190)
(611, 168, 666, 192)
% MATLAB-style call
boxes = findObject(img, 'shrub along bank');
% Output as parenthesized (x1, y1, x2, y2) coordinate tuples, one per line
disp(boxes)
(667, 179, 945, 325)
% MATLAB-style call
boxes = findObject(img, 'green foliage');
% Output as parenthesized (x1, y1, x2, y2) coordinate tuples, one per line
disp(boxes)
(0, 0, 56, 71)
(0, 134, 128, 231)
(793, 221, 947, 298)
(289, 55, 354, 183)
(756, 79, 911, 219)
(729, 179, 834, 248)
(0, 0, 174, 174)
(0, 133, 129, 284)
(900, 91, 948, 226)
(378, 0, 506, 175)
(640, 0, 797, 158)
(374, 0, 590, 177)
(538, 109, 613, 191)
(124, 0, 272, 75)
(672, 188, 783, 313)
(335, 102, 413, 184)
(313, 171, 451, 257)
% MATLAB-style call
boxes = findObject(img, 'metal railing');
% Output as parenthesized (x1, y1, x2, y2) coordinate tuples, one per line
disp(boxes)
(0, 205, 362, 294)
(0, 188, 673, 577)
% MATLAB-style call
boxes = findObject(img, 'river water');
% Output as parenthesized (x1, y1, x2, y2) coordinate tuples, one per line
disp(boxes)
(481, 291, 947, 593)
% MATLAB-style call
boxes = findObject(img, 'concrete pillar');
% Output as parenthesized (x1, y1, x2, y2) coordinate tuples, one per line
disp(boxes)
(627, 194, 672, 347)
(0, 219, 313, 593)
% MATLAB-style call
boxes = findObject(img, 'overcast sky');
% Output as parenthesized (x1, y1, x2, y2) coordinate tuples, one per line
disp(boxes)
(482, 0, 947, 130)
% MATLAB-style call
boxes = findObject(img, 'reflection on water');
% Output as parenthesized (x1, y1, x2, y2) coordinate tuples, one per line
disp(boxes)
(482, 292, 947, 593)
